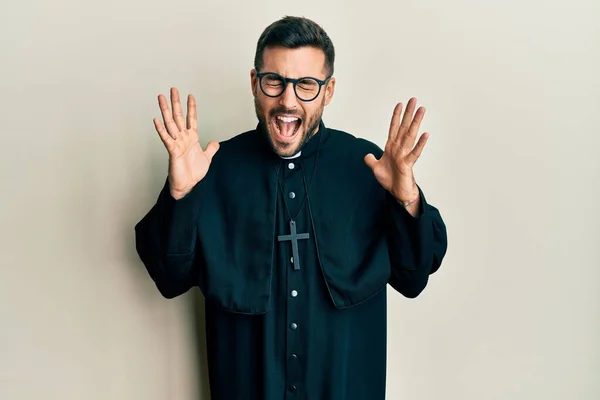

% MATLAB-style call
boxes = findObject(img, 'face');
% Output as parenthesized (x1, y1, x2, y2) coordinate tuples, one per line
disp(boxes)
(251, 46, 335, 157)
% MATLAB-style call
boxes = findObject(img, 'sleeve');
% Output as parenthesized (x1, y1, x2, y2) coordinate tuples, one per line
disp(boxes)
(134, 177, 206, 299)
(386, 186, 448, 298)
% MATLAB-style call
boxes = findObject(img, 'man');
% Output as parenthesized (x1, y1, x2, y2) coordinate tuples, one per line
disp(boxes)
(135, 16, 448, 400)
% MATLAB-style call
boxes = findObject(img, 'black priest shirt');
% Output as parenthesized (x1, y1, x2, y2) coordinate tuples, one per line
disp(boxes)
(134, 121, 448, 400)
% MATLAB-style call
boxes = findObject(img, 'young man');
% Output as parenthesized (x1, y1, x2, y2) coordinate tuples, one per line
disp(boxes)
(135, 16, 448, 400)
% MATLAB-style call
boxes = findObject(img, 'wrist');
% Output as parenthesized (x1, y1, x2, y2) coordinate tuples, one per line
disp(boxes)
(393, 181, 419, 205)
(396, 190, 419, 207)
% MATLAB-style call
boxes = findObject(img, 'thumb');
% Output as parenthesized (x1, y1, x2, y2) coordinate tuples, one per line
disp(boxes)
(364, 153, 378, 170)
(205, 140, 220, 161)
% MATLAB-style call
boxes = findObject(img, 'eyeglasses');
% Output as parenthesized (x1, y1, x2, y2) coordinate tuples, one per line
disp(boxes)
(256, 72, 331, 102)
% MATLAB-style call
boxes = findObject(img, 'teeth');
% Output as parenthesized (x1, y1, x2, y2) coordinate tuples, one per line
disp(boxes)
(276, 116, 299, 123)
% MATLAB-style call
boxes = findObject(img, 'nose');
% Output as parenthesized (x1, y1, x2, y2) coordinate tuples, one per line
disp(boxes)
(278, 81, 299, 109)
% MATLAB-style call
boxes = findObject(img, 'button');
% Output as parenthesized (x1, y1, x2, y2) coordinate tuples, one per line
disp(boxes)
(289, 385, 297, 392)
(291, 353, 298, 360)
(288, 162, 295, 170)
(291, 290, 298, 297)
(289, 192, 296, 199)
(290, 322, 297, 330)
(290, 257, 294, 264)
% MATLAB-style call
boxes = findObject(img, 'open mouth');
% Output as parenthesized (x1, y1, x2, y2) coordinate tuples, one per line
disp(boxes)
(273, 115, 302, 140)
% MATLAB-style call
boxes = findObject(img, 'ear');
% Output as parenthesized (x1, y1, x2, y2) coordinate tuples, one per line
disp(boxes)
(250, 69, 258, 97)
(324, 76, 336, 106)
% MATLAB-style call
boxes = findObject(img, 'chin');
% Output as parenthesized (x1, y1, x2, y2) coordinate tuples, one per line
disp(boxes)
(269, 134, 302, 157)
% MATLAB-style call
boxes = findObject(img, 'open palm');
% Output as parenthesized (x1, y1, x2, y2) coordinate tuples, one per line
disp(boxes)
(153, 87, 220, 200)
(365, 98, 429, 202)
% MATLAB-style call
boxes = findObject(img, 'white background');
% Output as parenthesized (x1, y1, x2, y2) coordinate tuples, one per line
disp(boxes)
(1, 0, 598, 398)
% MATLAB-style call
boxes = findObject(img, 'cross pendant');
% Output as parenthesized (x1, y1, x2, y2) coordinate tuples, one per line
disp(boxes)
(277, 220, 310, 270)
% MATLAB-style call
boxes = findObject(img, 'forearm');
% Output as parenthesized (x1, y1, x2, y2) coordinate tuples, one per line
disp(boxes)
(134, 178, 204, 298)
(386, 188, 448, 298)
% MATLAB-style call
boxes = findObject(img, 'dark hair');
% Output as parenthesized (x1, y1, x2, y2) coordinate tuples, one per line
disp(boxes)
(254, 16, 335, 77)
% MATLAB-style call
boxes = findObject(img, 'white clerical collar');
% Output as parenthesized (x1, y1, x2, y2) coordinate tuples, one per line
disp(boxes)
(280, 151, 302, 159)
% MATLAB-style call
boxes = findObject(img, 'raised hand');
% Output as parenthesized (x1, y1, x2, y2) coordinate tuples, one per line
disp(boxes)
(153, 87, 220, 200)
(364, 97, 429, 207)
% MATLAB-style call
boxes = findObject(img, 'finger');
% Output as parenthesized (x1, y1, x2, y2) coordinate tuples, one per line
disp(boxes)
(400, 105, 426, 149)
(153, 117, 174, 149)
(158, 94, 180, 139)
(364, 153, 378, 170)
(388, 103, 403, 142)
(187, 94, 197, 131)
(399, 97, 417, 134)
(204, 140, 220, 162)
(405, 132, 429, 165)
(170, 87, 185, 132)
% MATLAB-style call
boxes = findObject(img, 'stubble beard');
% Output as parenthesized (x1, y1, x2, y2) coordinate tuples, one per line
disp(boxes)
(254, 96, 324, 158)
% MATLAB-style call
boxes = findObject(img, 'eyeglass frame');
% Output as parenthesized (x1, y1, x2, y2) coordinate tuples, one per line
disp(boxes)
(256, 72, 333, 102)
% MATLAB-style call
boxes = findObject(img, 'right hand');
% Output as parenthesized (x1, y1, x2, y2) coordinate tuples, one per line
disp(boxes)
(153, 87, 220, 200)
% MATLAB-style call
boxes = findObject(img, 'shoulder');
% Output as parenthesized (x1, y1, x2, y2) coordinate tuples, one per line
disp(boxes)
(202, 128, 274, 186)
(209, 128, 267, 166)
(325, 126, 384, 159)
(217, 128, 261, 152)
(321, 126, 384, 187)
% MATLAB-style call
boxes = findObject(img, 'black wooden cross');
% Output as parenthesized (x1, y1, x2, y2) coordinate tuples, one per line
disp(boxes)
(277, 220, 309, 270)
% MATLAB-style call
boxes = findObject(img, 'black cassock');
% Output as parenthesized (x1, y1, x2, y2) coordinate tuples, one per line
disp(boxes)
(135, 121, 448, 400)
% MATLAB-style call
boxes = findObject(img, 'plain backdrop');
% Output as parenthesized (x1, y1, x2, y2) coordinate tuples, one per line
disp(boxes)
(1, 0, 598, 399)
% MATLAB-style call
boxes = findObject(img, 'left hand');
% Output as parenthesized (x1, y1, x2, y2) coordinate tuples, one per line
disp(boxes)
(364, 97, 429, 204)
